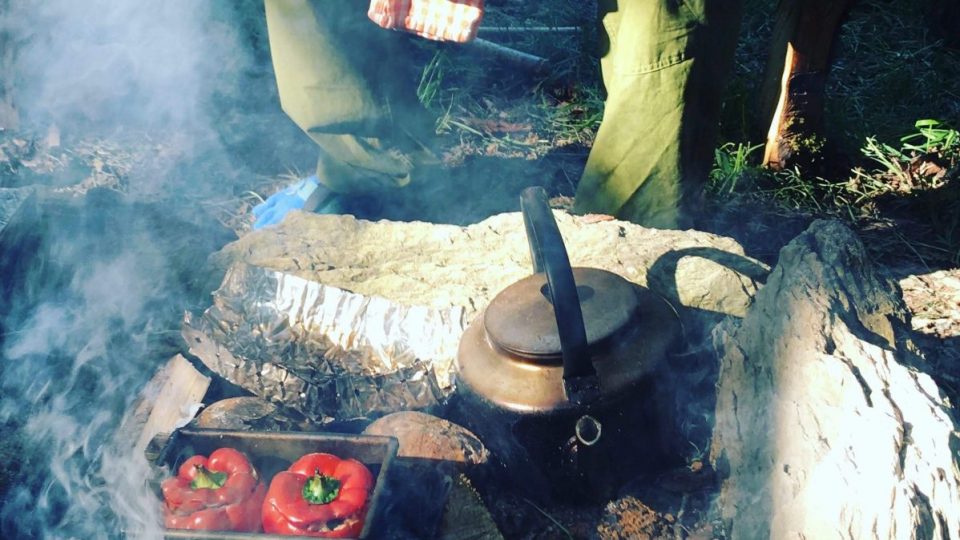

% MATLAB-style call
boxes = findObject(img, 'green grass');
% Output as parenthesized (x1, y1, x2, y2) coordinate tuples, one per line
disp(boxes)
(826, 1, 960, 155)
(710, 118, 960, 264)
(709, 0, 960, 264)
(709, 142, 764, 195)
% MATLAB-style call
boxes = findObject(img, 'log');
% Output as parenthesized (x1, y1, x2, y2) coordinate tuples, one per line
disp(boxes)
(363, 411, 489, 468)
(115, 354, 210, 460)
(710, 220, 960, 539)
(211, 210, 766, 325)
(760, 0, 855, 169)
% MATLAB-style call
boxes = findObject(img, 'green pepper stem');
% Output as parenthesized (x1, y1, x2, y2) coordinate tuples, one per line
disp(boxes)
(190, 465, 228, 490)
(302, 468, 341, 505)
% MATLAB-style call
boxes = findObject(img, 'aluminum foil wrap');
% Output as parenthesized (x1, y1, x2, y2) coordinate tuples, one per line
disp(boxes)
(183, 262, 466, 424)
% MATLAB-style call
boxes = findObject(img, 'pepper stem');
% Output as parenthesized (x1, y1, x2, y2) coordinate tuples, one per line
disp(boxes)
(189, 465, 228, 490)
(302, 468, 341, 505)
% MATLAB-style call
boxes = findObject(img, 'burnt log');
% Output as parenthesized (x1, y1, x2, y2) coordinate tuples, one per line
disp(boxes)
(759, 0, 855, 169)
(710, 220, 960, 539)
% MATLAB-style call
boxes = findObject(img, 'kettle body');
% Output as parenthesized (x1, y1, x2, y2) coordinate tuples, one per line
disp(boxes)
(450, 187, 681, 501)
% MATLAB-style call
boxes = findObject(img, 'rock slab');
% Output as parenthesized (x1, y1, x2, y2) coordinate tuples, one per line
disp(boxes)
(362, 411, 489, 467)
(710, 220, 960, 539)
(212, 209, 768, 323)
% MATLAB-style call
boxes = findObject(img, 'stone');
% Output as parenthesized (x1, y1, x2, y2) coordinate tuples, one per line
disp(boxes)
(710, 220, 960, 539)
(211, 209, 768, 325)
(362, 411, 489, 467)
(192, 397, 312, 432)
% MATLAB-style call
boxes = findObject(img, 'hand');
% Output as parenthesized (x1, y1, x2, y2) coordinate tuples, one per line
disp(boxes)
(252, 175, 326, 230)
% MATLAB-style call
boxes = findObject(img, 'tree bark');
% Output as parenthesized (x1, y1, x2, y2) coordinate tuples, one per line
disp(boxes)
(760, 0, 855, 169)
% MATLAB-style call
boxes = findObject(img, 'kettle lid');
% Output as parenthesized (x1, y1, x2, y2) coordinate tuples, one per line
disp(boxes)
(484, 267, 640, 362)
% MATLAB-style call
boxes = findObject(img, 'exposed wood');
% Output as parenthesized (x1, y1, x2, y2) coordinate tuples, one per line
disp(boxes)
(760, 0, 856, 169)
(115, 354, 210, 460)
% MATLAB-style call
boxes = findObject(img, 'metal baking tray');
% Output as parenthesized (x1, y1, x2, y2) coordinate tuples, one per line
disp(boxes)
(156, 429, 399, 539)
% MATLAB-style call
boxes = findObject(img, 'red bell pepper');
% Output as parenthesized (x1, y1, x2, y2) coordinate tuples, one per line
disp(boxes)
(161, 447, 267, 532)
(262, 453, 375, 538)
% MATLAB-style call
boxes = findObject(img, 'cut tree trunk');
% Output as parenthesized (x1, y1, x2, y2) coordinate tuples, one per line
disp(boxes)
(710, 220, 960, 539)
(760, 0, 855, 169)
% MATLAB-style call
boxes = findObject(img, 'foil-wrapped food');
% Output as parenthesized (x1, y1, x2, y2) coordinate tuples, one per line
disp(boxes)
(183, 263, 465, 424)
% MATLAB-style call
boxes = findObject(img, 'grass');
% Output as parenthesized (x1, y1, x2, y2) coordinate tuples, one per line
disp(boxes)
(709, 142, 764, 195)
(406, 1, 602, 164)
(710, 0, 960, 265)
(708, 118, 960, 264)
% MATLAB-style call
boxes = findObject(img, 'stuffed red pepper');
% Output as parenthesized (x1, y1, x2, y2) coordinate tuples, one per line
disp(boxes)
(262, 453, 375, 538)
(161, 447, 267, 531)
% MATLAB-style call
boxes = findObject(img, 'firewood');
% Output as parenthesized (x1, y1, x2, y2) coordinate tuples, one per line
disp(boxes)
(115, 354, 210, 460)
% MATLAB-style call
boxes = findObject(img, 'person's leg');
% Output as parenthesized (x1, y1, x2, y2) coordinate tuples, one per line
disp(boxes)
(264, 0, 431, 195)
(574, 0, 742, 229)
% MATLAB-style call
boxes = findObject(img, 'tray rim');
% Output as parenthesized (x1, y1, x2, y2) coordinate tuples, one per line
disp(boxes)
(158, 428, 400, 540)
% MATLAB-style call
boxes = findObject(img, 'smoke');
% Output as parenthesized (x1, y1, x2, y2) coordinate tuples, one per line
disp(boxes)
(0, 1, 267, 538)
(10, 1, 241, 132)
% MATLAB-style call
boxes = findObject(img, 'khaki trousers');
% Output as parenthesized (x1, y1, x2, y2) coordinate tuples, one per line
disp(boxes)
(573, 0, 742, 228)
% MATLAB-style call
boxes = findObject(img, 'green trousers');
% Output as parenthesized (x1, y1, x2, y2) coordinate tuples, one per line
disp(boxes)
(265, 0, 741, 227)
(573, 0, 742, 228)
(264, 0, 431, 194)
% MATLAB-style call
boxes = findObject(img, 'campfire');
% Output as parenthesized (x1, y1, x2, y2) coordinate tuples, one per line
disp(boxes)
(116, 183, 956, 538)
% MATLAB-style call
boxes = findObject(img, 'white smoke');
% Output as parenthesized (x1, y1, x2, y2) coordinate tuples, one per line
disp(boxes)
(0, 1, 260, 538)
(10, 1, 243, 131)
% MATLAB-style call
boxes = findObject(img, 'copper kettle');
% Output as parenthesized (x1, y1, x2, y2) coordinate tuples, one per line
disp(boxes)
(451, 187, 681, 501)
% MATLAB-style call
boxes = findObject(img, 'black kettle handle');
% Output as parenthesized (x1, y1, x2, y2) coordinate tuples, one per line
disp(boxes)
(520, 188, 598, 393)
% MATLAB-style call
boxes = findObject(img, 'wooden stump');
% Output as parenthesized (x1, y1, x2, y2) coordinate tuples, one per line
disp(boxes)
(760, 0, 856, 169)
